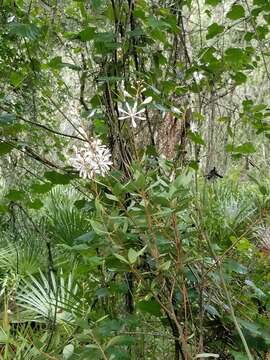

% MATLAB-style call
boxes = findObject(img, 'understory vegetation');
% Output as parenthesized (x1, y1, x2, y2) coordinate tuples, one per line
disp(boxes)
(1, 0, 270, 359)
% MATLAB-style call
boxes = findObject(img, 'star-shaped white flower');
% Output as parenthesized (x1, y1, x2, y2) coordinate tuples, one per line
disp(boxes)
(190, 121, 198, 133)
(118, 101, 146, 128)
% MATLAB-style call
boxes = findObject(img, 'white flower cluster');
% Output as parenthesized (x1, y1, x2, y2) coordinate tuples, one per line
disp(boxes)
(69, 136, 112, 179)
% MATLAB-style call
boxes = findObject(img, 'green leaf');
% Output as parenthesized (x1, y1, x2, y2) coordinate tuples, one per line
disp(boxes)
(96, 287, 110, 298)
(224, 260, 247, 274)
(252, 104, 267, 112)
(79, 27, 96, 41)
(47, 57, 81, 71)
(26, 199, 43, 209)
(9, 23, 40, 40)
(189, 160, 199, 171)
(205, 0, 221, 5)
(231, 71, 247, 85)
(158, 260, 171, 271)
(91, 0, 102, 10)
(31, 182, 53, 194)
(106, 335, 135, 348)
(0, 204, 8, 213)
(235, 142, 256, 154)
(188, 132, 206, 145)
(74, 199, 94, 210)
(172, 173, 192, 189)
(227, 142, 256, 154)
(151, 195, 170, 207)
(245, 280, 266, 300)
(237, 319, 261, 336)
(0, 143, 13, 155)
(10, 72, 25, 87)
(127, 27, 145, 38)
(259, 185, 267, 195)
(244, 31, 254, 41)
(74, 232, 95, 243)
(230, 351, 249, 360)
(206, 23, 224, 40)
(114, 253, 129, 264)
(128, 248, 138, 264)
(63, 344, 74, 360)
(48, 56, 63, 69)
(105, 193, 118, 201)
(147, 16, 168, 29)
(225, 48, 244, 64)
(236, 238, 250, 252)
(136, 299, 162, 317)
(70, 244, 90, 251)
(256, 25, 269, 40)
(204, 304, 220, 318)
(90, 219, 108, 235)
(227, 5, 245, 20)
(150, 29, 168, 43)
(5, 190, 25, 201)
(44, 171, 70, 185)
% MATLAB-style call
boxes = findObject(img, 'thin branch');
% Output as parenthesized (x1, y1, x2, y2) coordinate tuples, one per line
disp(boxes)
(0, 105, 86, 142)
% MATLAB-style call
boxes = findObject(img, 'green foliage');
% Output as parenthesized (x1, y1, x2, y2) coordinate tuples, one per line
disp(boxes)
(0, 0, 270, 358)
(227, 5, 246, 21)
(17, 270, 80, 323)
(206, 23, 224, 39)
(44, 187, 91, 246)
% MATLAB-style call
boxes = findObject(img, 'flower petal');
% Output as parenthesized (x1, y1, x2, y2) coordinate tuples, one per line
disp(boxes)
(135, 108, 145, 115)
(126, 102, 132, 112)
(118, 108, 129, 115)
(135, 116, 146, 120)
(123, 90, 132, 98)
(132, 101, 138, 113)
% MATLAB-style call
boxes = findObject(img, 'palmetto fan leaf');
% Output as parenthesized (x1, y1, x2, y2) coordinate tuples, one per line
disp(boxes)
(221, 196, 254, 230)
(0, 325, 57, 359)
(17, 270, 81, 323)
(256, 227, 270, 253)
(202, 183, 255, 241)
(44, 187, 91, 246)
(0, 239, 45, 276)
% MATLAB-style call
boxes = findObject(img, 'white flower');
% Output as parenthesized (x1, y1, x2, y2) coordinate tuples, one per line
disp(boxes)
(118, 101, 146, 128)
(7, 16, 15, 23)
(193, 71, 204, 83)
(171, 107, 181, 115)
(190, 121, 198, 133)
(88, 109, 96, 119)
(69, 138, 112, 179)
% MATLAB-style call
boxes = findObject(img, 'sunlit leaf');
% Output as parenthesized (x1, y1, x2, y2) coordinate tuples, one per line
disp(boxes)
(227, 5, 245, 20)
(206, 23, 224, 40)
(63, 344, 74, 360)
